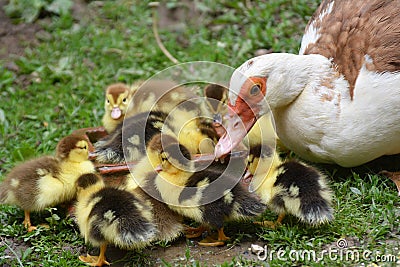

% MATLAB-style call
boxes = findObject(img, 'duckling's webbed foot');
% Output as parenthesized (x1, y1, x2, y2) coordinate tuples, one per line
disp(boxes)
(198, 228, 229, 247)
(198, 236, 225, 247)
(23, 210, 37, 232)
(254, 213, 285, 229)
(79, 244, 109, 266)
(79, 254, 110, 266)
(254, 220, 280, 229)
(184, 224, 208, 238)
(26, 225, 37, 232)
(217, 227, 230, 241)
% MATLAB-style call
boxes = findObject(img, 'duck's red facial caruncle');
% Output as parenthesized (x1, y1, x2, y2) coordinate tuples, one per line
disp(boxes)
(215, 76, 267, 158)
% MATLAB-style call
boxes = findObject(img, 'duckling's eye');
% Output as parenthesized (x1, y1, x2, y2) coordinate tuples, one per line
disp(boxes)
(106, 99, 110, 104)
(122, 98, 127, 103)
(250, 84, 261, 95)
(161, 154, 168, 163)
(247, 155, 255, 165)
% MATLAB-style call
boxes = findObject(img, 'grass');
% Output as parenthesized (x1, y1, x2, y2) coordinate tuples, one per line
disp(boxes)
(1, 0, 399, 266)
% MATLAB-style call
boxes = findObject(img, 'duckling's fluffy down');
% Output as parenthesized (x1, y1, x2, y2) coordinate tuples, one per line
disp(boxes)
(75, 182, 158, 249)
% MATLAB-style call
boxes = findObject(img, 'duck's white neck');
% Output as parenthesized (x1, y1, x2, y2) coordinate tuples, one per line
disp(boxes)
(265, 54, 335, 108)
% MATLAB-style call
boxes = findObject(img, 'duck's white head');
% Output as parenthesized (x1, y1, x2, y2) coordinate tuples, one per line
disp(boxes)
(215, 53, 330, 158)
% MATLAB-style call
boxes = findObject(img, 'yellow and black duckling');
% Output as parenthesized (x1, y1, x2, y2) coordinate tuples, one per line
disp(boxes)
(198, 83, 228, 138)
(163, 99, 218, 155)
(122, 154, 185, 243)
(141, 133, 265, 246)
(94, 110, 163, 164)
(0, 134, 95, 231)
(246, 142, 334, 228)
(75, 173, 158, 266)
(102, 83, 134, 133)
(94, 100, 218, 164)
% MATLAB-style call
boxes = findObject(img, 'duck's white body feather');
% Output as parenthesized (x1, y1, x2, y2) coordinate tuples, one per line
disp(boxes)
(267, 55, 400, 166)
(219, 0, 400, 167)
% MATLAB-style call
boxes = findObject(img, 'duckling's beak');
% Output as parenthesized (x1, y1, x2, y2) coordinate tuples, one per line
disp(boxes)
(111, 107, 122, 119)
(241, 170, 253, 185)
(212, 114, 226, 138)
(88, 152, 97, 160)
(154, 164, 163, 173)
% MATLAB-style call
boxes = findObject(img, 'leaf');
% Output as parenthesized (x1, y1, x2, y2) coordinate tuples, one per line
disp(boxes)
(57, 57, 72, 71)
(21, 0, 43, 23)
(52, 213, 60, 221)
(0, 108, 7, 124)
(350, 187, 362, 195)
(46, 0, 73, 15)
(185, 246, 191, 260)
(22, 114, 38, 120)
(4, 0, 44, 23)
(21, 247, 32, 261)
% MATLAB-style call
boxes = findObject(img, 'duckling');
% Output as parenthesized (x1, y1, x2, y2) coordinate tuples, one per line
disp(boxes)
(123, 157, 185, 243)
(141, 133, 265, 246)
(199, 83, 228, 138)
(127, 79, 197, 116)
(102, 83, 134, 133)
(93, 100, 218, 164)
(163, 99, 218, 155)
(75, 173, 158, 266)
(94, 110, 168, 164)
(0, 134, 95, 231)
(246, 142, 334, 228)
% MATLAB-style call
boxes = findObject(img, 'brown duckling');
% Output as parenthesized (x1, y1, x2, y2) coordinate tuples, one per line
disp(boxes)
(102, 83, 134, 133)
(127, 79, 197, 116)
(75, 173, 158, 266)
(0, 134, 95, 231)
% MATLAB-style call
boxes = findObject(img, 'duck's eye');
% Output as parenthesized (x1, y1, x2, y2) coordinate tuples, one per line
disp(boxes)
(122, 98, 127, 103)
(250, 84, 261, 95)
(106, 99, 110, 104)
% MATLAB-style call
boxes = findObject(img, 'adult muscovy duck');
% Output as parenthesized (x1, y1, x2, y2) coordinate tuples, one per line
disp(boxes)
(215, 0, 400, 167)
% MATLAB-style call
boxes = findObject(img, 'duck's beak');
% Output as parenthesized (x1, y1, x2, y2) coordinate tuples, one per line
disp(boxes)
(214, 104, 256, 158)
